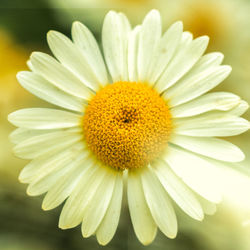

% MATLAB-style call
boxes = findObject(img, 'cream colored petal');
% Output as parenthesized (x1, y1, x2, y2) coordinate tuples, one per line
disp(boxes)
(59, 163, 105, 229)
(137, 9, 162, 82)
(17, 71, 85, 112)
(165, 145, 222, 203)
(30, 52, 94, 99)
(170, 134, 245, 162)
(72, 21, 108, 86)
(171, 92, 240, 118)
(148, 21, 183, 84)
(8, 108, 82, 129)
(10, 127, 80, 145)
(227, 100, 249, 116)
(13, 128, 82, 159)
(27, 151, 85, 196)
(128, 25, 141, 82)
(27, 59, 33, 71)
(174, 52, 224, 83)
(96, 172, 123, 246)
(141, 166, 177, 238)
(155, 35, 208, 93)
(102, 11, 131, 82)
(19, 154, 56, 184)
(127, 170, 157, 245)
(19, 142, 84, 183)
(164, 66, 232, 106)
(196, 195, 217, 215)
(175, 113, 250, 137)
(42, 152, 91, 210)
(81, 168, 117, 238)
(47, 31, 101, 91)
(10, 127, 60, 145)
(152, 160, 204, 220)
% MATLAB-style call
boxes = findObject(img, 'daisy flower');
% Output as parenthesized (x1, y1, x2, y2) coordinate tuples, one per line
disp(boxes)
(8, 10, 250, 245)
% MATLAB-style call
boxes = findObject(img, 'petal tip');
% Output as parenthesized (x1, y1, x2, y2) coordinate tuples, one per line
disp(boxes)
(198, 35, 210, 45)
(72, 21, 81, 27)
(41, 204, 49, 211)
(96, 235, 112, 246)
(7, 112, 16, 125)
(145, 9, 161, 23)
(140, 239, 154, 246)
(149, 9, 160, 16)
(18, 176, 26, 184)
(26, 188, 33, 196)
(175, 20, 183, 29)
(47, 30, 62, 43)
(16, 71, 23, 79)
(224, 65, 232, 73)
(105, 10, 117, 18)
(58, 222, 68, 230)
(41, 200, 54, 211)
(167, 232, 177, 239)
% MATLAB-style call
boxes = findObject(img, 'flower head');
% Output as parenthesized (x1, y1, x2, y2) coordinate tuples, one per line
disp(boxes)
(8, 10, 250, 245)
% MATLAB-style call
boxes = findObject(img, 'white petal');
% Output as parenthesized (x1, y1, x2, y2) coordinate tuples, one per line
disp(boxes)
(147, 21, 183, 84)
(72, 21, 108, 86)
(42, 152, 91, 210)
(59, 163, 105, 229)
(19, 142, 84, 184)
(155, 35, 209, 93)
(175, 113, 250, 137)
(102, 11, 131, 82)
(27, 153, 85, 196)
(17, 71, 85, 112)
(164, 145, 222, 203)
(13, 128, 83, 159)
(8, 108, 82, 129)
(171, 92, 240, 118)
(127, 170, 157, 245)
(196, 195, 216, 215)
(81, 168, 117, 238)
(175, 52, 224, 82)
(27, 59, 33, 71)
(227, 100, 249, 116)
(10, 127, 60, 145)
(141, 166, 177, 238)
(137, 9, 162, 82)
(30, 52, 94, 100)
(47, 31, 101, 91)
(96, 173, 123, 245)
(152, 160, 204, 220)
(164, 66, 232, 106)
(170, 134, 245, 162)
(128, 25, 141, 82)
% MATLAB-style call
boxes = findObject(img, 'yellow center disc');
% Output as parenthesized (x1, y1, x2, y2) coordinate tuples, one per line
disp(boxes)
(83, 82, 172, 170)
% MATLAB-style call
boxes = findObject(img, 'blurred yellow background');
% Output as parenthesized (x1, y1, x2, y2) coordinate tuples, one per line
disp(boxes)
(1, 0, 250, 249)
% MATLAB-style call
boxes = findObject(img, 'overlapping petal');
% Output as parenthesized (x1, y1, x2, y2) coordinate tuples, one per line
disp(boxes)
(8, 9, 250, 247)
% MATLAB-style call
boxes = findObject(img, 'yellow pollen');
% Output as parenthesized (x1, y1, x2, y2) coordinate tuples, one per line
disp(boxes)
(83, 82, 172, 170)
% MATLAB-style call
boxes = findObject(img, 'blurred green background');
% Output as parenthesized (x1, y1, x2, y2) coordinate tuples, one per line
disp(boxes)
(1, 0, 250, 249)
